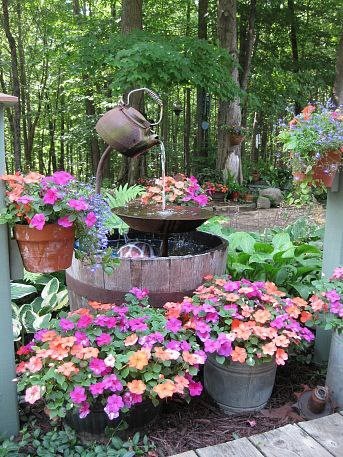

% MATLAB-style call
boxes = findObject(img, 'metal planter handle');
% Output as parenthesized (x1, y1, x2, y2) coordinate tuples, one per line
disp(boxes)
(125, 88, 163, 126)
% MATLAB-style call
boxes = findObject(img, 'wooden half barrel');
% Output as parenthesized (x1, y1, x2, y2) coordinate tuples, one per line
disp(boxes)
(66, 231, 227, 309)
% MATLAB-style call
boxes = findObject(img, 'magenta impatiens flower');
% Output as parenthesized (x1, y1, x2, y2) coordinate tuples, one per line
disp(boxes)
(129, 287, 149, 300)
(51, 171, 74, 185)
(96, 332, 112, 346)
(85, 211, 97, 227)
(59, 318, 75, 331)
(68, 198, 89, 211)
(57, 216, 73, 228)
(30, 213, 46, 230)
(43, 188, 60, 205)
(70, 386, 87, 404)
(89, 358, 107, 375)
(78, 401, 90, 418)
(188, 379, 203, 396)
(89, 382, 105, 396)
(166, 318, 182, 333)
(104, 393, 124, 420)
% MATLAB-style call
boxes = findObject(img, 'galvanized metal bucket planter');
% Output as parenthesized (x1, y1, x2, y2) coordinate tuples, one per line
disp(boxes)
(204, 355, 277, 414)
(326, 330, 343, 408)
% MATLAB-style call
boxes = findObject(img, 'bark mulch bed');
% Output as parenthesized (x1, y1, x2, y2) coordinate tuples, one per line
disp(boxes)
(19, 359, 326, 456)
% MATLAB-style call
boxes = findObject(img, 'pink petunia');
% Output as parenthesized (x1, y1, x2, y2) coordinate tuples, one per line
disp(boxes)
(51, 171, 74, 185)
(25, 385, 42, 404)
(58, 216, 73, 228)
(68, 198, 89, 211)
(30, 213, 46, 230)
(85, 211, 97, 227)
(43, 188, 60, 205)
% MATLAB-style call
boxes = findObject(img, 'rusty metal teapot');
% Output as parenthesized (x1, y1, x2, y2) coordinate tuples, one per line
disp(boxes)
(95, 87, 163, 158)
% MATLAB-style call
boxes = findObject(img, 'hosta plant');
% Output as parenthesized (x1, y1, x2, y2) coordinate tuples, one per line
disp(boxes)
(16, 289, 205, 420)
(164, 276, 314, 367)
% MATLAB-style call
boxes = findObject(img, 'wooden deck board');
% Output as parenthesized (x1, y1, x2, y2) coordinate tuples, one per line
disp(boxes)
(195, 438, 263, 457)
(248, 423, 332, 457)
(298, 413, 343, 457)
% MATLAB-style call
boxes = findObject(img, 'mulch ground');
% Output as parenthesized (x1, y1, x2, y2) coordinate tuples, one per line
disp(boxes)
(19, 358, 326, 456)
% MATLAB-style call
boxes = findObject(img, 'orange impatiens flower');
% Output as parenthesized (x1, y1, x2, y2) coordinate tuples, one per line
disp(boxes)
(124, 333, 138, 347)
(234, 323, 252, 341)
(264, 282, 285, 297)
(82, 347, 99, 360)
(309, 295, 327, 312)
(292, 297, 307, 308)
(26, 356, 43, 373)
(128, 350, 150, 370)
(173, 375, 189, 394)
(261, 341, 276, 356)
(275, 348, 288, 365)
(301, 104, 316, 120)
(23, 171, 44, 183)
(56, 362, 79, 377)
(273, 335, 290, 348)
(285, 304, 301, 318)
(127, 380, 146, 395)
(253, 309, 272, 324)
(41, 330, 58, 342)
(88, 300, 112, 311)
(231, 346, 247, 363)
(300, 310, 312, 323)
(153, 380, 175, 399)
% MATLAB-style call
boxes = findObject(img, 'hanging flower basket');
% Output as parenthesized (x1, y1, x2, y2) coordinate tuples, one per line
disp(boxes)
(312, 150, 342, 188)
(229, 133, 245, 146)
(14, 223, 75, 273)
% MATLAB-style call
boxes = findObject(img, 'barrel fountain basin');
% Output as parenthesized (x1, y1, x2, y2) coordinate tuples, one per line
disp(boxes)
(66, 231, 228, 309)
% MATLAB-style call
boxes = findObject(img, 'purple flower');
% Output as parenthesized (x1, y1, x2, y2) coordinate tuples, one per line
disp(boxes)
(223, 281, 240, 292)
(68, 198, 89, 211)
(89, 382, 105, 396)
(89, 358, 107, 375)
(188, 380, 203, 396)
(330, 301, 343, 317)
(103, 374, 123, 392)
(129, 287, 149, 300)
(43, 188, 60, 205)
(78, 401, 90, 418)
(30, 213, 46, 230)
(128, 318, 148, 332)
(76, 314, 93, 329)
(180, 341, 191, 351)
(74, 331, 90, 346)
(166, 340, 181, 351)
(96, 332, 112, 346)
(17, 195, 33, 204)
(204, 339, 219, 353)
(70, 386, 87, 404)
(85, 211, 97, 227)
(58, 216, 73, 228)
(325, 290, 340, 302)
(166, 318, 182, 333)
(51, 171, 74, 185)
(59, 318, 74, 331)
(104, 394, 124, 420)
(123, 392, 143, 407)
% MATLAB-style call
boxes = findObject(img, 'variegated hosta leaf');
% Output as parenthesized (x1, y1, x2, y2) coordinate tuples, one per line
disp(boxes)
(41, 278, 60, 299)
(10, 283, 37, 300)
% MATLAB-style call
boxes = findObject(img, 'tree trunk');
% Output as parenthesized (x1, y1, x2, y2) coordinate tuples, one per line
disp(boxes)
(288, 0, 301, 114)
(333, 31, 343, 106)
(217, 0, 241, 182)
(195, 0, 209, 161)
(119, 0, 144, 185)
(184, 88, 191, 175)
(2, 0, 21, 170)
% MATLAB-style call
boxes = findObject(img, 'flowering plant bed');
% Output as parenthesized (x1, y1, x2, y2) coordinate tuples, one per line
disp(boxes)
(0, 171, 115, 271)
(164, 276, 314, 366)
(16, 289, 205, 421)
(203, 182, 229, 195)
(141, 175, 210, 207)
(278, 104, 343, 186)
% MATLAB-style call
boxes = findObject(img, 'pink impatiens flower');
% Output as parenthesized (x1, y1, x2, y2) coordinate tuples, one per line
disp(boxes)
(17, 195, 34, 204)
(51, 171, 74, 185)
(30, 213, 46, 230)
(43, 188, 60, 205)
(57, 216, 73, 228)
(70, 386, 87, 404)
(96, 332, 112, 346)
(68, 198, 89, 211)
(85, 211, 97, 227)
(25, 385, 42, 404)
(89, 358, 107, 375)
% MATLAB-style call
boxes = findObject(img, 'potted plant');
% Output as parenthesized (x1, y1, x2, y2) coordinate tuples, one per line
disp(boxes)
(164, 276, 314, 414)
(303, 267, 343, 407)
(226, 176, 243, 202)
(140, 174, 210, 207)
(0, 171, 114, 273)
(278, 104, 343, 187)
(16, 289, 205, 434)
(203, 182, 228, 202)
(223, 125, 247, 146)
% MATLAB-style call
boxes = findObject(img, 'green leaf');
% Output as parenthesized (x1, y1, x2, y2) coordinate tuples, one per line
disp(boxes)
(33, 313, 52, 331)
(272, 232, 292, 251)
(11, 282, 37, 300)
(215, 355, 225, 364)
(41, 278, 59, 298)
(228, 232, 256, 254)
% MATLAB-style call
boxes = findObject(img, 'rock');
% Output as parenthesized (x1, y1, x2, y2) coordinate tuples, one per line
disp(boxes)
(256, 196, 271, 209)
(259, 187, 283, 206)
(118, 242, 155, 259)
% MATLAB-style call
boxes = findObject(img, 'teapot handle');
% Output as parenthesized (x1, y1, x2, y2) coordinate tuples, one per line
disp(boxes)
(126, 88, 163, 126)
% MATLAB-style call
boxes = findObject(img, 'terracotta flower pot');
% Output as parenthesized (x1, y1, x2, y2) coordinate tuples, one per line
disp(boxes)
(312, 150, 342, 188)
(229, 133, 244, 146)
(14, 223, 75, 273)
(243, 193, 254, 203)
(230, 191, 240, 202)
(293, 172, 307, 183)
